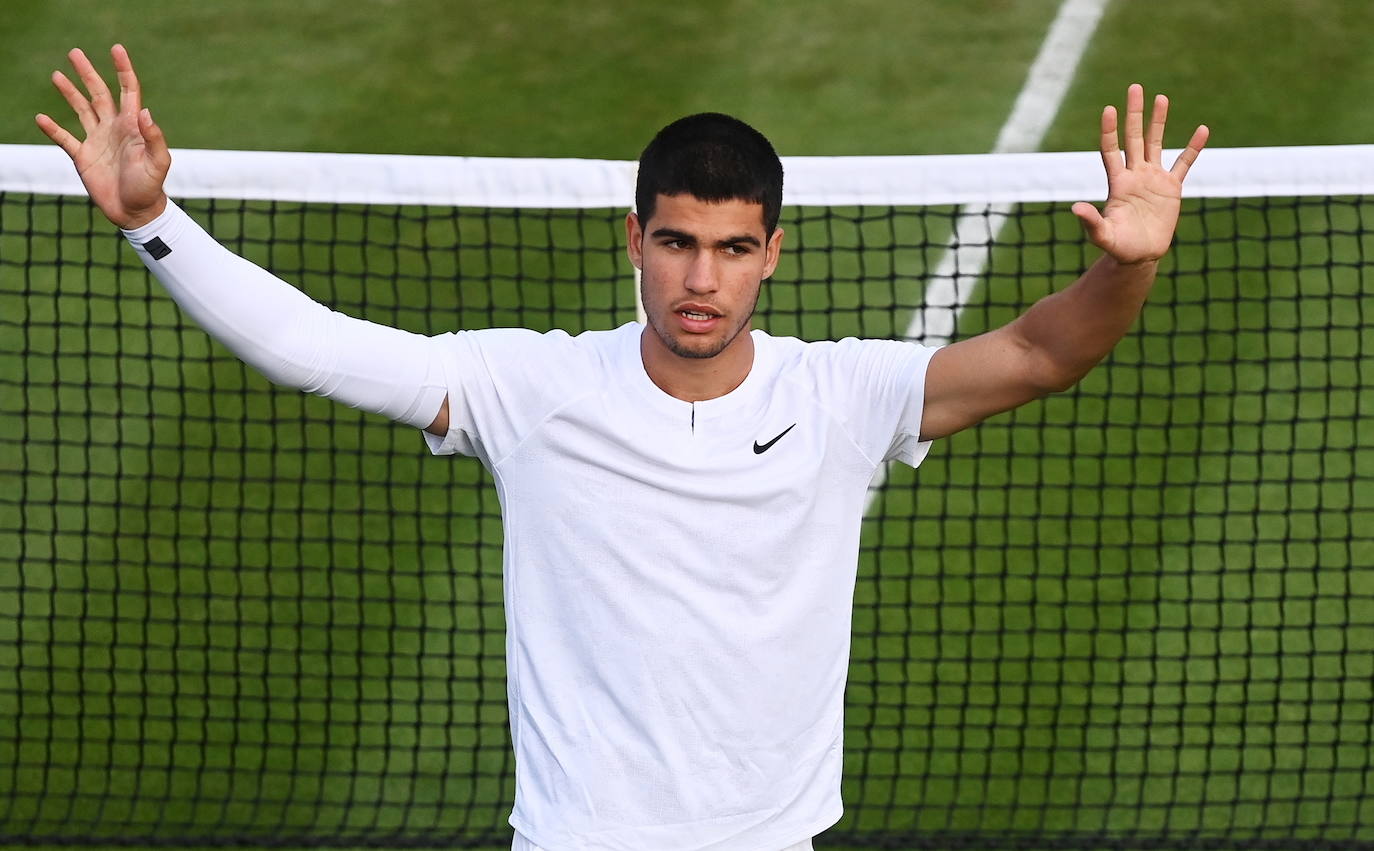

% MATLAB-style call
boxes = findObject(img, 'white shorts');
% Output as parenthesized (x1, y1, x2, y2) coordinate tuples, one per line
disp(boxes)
(513, 832, 814, 851)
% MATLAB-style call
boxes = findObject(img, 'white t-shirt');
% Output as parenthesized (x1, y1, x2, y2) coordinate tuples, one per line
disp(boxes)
(424, 322, 938, 851)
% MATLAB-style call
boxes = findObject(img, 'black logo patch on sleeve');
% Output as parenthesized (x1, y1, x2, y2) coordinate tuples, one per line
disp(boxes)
(143, 237, 172, 260)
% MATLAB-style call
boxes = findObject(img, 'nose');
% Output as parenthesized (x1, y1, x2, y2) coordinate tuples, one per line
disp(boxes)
(684, 249, 719, 294)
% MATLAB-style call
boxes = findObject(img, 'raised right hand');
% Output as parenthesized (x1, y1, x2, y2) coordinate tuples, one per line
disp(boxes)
(36, 44, 170, 230)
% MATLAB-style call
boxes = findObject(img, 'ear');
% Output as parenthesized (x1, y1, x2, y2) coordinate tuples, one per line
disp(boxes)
(761, 226, 785, 280)
(626, 211, 644, 270)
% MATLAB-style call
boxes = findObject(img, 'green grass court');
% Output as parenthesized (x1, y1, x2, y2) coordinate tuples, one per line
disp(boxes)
(3, 1, 1374, 848)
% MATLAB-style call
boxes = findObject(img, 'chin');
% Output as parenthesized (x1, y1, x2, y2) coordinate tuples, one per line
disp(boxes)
(671, 341, 727, 359)
(646, 308, 752, 361)
(664, 332, 729, 360)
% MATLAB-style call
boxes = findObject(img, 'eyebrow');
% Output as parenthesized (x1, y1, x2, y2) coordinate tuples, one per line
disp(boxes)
(650, 227, 762, 249)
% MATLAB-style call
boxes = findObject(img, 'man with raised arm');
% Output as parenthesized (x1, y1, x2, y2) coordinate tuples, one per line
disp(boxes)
(38, 44, 1207, 851)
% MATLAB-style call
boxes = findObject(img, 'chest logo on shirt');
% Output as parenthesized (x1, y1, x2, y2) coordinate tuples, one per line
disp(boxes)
(752, 423, 796, 454)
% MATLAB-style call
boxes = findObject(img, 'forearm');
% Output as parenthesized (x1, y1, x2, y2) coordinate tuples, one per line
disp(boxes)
(1010, 253, 1158, 392)
(122, 202, 447, 428)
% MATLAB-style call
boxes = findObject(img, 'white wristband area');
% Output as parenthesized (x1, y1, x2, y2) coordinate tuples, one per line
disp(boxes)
(121, 201, 448, 430)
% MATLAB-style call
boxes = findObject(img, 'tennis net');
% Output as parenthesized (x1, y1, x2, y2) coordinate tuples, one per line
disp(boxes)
(1, 143, 1372, 849)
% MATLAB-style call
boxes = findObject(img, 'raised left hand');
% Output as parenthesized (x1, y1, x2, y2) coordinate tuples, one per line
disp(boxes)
(35, 45, 171, 229)
(1072, 84, 1209, 265)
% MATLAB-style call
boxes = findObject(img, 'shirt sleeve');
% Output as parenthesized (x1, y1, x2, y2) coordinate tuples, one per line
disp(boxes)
(810, 337, 942, 469)
(122, 201, 448, 430)
(422, 327, 588, 466)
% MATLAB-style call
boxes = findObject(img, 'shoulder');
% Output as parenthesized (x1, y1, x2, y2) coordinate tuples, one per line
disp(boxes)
(436, 323, 630, 374)
(751, 329, 810, 368)
(427, 324, 633, 461)
(762, 332, 935, 383)
(764, 334, 943, 467)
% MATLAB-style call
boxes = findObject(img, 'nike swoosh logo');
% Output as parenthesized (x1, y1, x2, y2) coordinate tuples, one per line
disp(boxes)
(753, 423, 796, 454)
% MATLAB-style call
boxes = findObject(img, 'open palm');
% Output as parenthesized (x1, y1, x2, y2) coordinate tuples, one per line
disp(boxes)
(1072, 84, 1209, 265)
(36, 45, 170, 230)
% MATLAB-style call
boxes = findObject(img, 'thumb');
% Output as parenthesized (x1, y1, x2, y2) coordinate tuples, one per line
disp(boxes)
(139, 108, 172, 173)
(1071, 201, 1109, 246)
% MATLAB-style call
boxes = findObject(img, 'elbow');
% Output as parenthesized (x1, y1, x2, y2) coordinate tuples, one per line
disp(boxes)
(1025, 350, 1092, 396)
(1037, 369, 1080, 396)
(228, 308, 329, 391)
(1005, 327, 1081, 397)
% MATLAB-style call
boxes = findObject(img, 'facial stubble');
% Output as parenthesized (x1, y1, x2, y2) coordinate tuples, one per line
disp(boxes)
(642, 276, 762, 360)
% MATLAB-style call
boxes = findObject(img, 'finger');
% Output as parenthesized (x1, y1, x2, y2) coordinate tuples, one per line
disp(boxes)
(1123, 83, 1145, 167)
(68, 47, 117, 120)
(51, 69, 98, 134)
(35, 113, 82, 159)
(138, 108, 173, 174)
(1146, 94, 1168, 164)
(1098, 104, 1122, 178)
(1170, 124, 1210, 181)
(1071, 201, 1109, 245)
(111, 44, 141, 116)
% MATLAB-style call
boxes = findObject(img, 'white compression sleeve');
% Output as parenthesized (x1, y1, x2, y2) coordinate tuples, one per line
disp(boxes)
(121, 201, 448, 430)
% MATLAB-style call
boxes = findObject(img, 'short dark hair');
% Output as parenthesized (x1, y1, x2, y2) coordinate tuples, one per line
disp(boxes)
(635, 113, 784, 236)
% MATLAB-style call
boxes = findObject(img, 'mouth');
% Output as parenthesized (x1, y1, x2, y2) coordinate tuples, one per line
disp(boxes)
(673, 304, 723, 333)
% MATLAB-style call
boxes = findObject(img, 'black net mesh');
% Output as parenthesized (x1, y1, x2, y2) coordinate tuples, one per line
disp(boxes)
(1, 192, 1372, 849)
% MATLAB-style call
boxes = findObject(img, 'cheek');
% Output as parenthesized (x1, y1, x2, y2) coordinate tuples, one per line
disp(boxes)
(640, 252, 687, 289)
(727, 262, 767, 297)
(638, 261, 672, 305)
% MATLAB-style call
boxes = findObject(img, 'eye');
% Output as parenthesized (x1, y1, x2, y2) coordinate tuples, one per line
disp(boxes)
(723, 244, 751, 257)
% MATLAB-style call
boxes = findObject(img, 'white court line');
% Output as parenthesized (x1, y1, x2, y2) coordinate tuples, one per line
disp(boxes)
(866, 0, 1110, 509)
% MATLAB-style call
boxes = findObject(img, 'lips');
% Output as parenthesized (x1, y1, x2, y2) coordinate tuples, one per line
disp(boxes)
(674, 302, 722, 333)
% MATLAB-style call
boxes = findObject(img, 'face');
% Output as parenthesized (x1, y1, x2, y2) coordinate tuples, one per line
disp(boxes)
(627, 194, 784, 361)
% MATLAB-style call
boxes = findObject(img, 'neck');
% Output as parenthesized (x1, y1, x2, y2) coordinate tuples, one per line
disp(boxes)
(639, 326, 755, 403)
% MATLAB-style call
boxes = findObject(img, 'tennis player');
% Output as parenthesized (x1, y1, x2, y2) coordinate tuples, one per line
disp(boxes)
(38, 45, 1207, 851)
